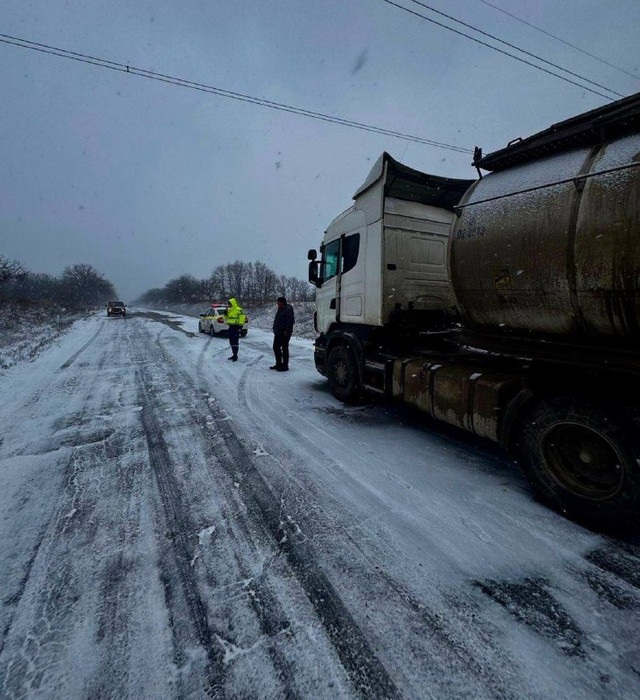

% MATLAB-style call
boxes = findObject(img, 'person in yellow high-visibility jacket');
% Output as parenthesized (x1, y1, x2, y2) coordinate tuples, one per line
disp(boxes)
(224, 297, 246, 361)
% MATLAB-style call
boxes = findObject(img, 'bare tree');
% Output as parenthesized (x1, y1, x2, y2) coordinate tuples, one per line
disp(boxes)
(253, 261, 277, 302)
(8, 272, 60, 302)
(163, 274, 201, 303)
(138, 287, 165, 304)
(201, 273, 216, 301)
(59, 264, 117, 306)
(208, 266, 228, 300)
(226, 260, 247, 299)
(0, 255, 27, 288)
(138, 259, 311, 305)
(288, 276, 307, 301)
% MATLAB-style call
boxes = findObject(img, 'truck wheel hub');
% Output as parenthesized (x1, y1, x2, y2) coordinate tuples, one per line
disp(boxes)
(335, 360, 348, 385)
(541, 422, 624, 501)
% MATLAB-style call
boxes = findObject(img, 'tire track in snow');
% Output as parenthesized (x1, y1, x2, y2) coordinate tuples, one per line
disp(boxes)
(234, 361, 524, 697)
(139, 321, 399, 697)
(59, 321, 104, 369)
(86, 428, 147, 699)
(195, 331, 225, 380)
(1, 320, 165, 697)
(0, 346, 112, 694)
(153, 357, 401, 698)
(205, 400, 401, 698)
(228, 549, 299, 696)
(146, 328, 317, 696)
(136, 366, 227, 697)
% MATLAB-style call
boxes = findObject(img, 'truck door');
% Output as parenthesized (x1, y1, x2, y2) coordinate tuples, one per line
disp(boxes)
(316, 238, 341, 333)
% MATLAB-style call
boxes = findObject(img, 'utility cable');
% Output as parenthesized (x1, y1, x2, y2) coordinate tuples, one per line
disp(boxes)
(403, 0, 623, 97)
(475, 0, 640, 82)
(0, 33, 473, 154)
(379, 0, 619, 101)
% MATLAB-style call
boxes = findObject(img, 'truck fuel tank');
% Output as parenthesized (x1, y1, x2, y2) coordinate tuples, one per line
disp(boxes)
(394, 358, 523, 443)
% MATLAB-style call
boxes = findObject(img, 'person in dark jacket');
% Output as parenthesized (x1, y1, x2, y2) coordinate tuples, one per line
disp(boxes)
(271, 296, 295, 372)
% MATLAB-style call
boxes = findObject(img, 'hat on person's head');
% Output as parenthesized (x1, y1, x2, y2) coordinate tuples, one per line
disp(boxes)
(277, 296, 286, 304)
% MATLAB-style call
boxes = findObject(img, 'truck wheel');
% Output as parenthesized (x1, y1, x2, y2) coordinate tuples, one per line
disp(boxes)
(517, 397, 640, 530)
(327, 345, 360, 403)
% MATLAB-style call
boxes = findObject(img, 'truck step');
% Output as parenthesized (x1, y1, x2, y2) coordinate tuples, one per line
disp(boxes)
(362, 382, 385, 395)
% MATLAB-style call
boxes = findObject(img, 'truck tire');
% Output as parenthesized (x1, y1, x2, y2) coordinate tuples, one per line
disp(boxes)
(517, 396, 640, 530)
(327, 345, 360, 403)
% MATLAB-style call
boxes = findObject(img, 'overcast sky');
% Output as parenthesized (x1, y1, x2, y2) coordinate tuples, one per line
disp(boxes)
(2, 0, 639, 300)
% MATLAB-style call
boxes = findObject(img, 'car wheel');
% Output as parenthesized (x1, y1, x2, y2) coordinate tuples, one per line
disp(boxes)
(517, 396, 640, 530)
(327, 345, 361, 404)
(209, 325, 216, 337)
(198, 322, 203, 333)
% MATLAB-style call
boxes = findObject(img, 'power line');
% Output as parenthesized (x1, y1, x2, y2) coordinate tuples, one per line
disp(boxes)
(0, 33, 473, 155)
(379, 0, 620, 101)
(475, 0, 640, 82)
(403, 0, 623, 97)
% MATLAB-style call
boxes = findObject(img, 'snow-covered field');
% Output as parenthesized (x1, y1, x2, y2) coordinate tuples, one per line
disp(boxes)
(0, 307, 638, 698)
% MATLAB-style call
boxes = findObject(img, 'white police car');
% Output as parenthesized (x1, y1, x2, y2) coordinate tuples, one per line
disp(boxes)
(198, 304, 248, 336)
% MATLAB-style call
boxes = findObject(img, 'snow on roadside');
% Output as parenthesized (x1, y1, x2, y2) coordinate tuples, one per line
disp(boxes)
(139, 301, 317, 339)
(0, 302, 86, 372)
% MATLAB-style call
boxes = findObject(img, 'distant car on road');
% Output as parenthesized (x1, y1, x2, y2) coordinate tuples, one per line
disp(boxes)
(107, 301, 127, 318)
(198, 304, 248, 336)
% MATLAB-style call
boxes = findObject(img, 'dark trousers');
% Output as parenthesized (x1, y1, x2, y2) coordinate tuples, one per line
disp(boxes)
(273, 332, 290, 368)
(228, 325, 240, 357)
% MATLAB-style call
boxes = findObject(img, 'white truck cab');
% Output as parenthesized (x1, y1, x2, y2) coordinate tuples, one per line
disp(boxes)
(309, 152, 473, 336)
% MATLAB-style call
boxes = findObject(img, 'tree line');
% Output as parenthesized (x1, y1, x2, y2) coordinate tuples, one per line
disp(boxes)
(0, 255, 117, 307)
(138, 260, 314, 305)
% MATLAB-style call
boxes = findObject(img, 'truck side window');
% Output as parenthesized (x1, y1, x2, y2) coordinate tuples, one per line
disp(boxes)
(323, 239, 340, 282)
(341, 233, 360, 274)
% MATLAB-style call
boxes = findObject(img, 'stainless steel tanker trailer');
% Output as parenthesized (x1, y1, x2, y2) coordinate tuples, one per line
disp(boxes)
(308, 92, 640, 530)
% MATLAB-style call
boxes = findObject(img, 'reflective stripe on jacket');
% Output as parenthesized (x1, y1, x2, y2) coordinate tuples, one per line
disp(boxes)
(225, 297, 246, 325)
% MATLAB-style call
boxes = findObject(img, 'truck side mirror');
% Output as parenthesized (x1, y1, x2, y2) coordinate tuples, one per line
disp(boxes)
(308, 260, 321, 288)
(307, 248, 317, 261)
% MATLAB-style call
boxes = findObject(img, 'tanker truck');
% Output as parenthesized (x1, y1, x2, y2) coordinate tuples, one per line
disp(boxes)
(307, 92, 640, 530)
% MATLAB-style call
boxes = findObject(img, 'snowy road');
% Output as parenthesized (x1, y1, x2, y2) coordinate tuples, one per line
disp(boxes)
(0, 310, 638, 699)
